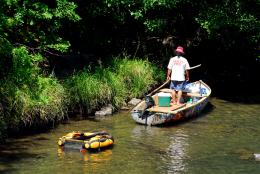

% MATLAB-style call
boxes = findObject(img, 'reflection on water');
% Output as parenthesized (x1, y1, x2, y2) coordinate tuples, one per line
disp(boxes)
(57, 146, 113, 173)
(164, 129, 189, 174)
(1, 98, 260, 174)
(131, 126, 189, 173)
(57, 146, 113, 163)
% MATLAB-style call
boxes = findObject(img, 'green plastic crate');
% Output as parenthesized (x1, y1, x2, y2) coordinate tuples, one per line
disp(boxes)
(158, 93, 171, 107)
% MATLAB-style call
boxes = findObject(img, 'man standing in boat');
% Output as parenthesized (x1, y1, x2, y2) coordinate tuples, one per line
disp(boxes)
(167, 46, 190, 105)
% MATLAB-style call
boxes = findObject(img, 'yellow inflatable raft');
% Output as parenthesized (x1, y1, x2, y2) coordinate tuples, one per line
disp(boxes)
(58, 131, 114, 150)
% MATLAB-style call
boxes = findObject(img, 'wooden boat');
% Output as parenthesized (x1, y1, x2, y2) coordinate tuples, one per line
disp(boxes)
(58, 131, 114, 150)
(131, 80, 211, 126)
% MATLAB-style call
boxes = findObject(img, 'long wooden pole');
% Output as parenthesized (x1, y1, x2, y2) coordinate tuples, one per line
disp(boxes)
(147, 80, 170, 96)
(189, 64, 201, 70)
(147, 64, 202, 96)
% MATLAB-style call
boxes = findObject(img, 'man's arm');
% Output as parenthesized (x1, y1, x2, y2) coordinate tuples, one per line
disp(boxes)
(185, 70, 189, 81)
(167, 69, 171, 80)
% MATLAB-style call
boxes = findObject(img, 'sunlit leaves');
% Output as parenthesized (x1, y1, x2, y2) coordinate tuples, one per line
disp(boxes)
(144, 19, 166, 33)
(54, 0, 81, 21)
(143, 0, 180, 10)
(130, 10, 143, 20)
(196, 0, 259, 43)
(47, 41, 71, 53)
(0, 0, 80, 53)
(5, 0, 19, 6)
(12, 47, 42, 85)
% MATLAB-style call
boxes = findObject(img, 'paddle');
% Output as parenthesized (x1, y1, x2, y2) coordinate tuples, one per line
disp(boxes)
(189, 64, 201, 70)
(147, 80, 170, 96)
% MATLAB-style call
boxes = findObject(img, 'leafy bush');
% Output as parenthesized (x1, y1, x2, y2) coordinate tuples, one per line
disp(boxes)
(0, 46, 68, 133)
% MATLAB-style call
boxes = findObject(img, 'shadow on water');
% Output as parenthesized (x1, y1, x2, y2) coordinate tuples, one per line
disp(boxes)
(210, 80, 260, 104)
(0, 137, 49, 174)
(5, 115, 102, 140)
(6, 121, 58, 138)
(217, 95, 260, 104)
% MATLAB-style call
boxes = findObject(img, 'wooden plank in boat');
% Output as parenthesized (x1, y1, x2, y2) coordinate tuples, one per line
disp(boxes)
(184, 93, 203, 97)
(148, 103, 186, 113)
(159, 88, 173, 93)
(159, 88, 202, 97)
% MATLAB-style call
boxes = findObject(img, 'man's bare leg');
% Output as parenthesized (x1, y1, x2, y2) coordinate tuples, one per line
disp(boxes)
(171, 90, 176, 104)
(176, 90, 182, 105)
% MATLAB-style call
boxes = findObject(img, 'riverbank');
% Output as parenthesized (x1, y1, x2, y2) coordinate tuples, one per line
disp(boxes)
(0, 57, 164, 142)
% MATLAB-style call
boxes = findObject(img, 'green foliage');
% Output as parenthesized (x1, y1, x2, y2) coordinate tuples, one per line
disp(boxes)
(54, 0, 81, 21)
(0, 45, 68, 136)
(66, 57, 164, 113)
(112, 57, 159, 98)
(95, 68, 128, 109)
(47, 40, 71, 53)
(0, 0, 258, 139)
(144, 19, 166, 33)
(0, 0, 79, 137)
(105, 0, 182, 32)
(26, 76, 68, 123)
(65, 71, 112, 114)
(196, 0, 259, 43)
(0, 38, 13, 78)
(0, 0, 80, 53)
(11, 47, 42, 86)
(0, 75, 68, 129)
(71, 0, 258, 59)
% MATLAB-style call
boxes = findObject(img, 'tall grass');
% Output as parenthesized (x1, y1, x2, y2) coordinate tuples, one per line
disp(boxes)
(0, 76, 68, 129)
(0, 54, 164, 139)
(65, 70, 112, 114)
(26, 77, 68, 123)
(66, 57, 164, 113)
(113, 57, 164, 98)
(95, 68, 128, 109)
(0, 46, 68, 134)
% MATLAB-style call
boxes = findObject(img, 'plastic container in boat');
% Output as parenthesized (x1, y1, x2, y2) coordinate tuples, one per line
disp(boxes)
(158, 92, 171, 107)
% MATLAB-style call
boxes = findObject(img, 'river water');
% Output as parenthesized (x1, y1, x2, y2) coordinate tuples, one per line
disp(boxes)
(1, 97, 260, 174)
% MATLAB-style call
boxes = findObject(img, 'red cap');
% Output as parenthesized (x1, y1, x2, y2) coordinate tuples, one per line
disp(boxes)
(175, 46, 184, 54)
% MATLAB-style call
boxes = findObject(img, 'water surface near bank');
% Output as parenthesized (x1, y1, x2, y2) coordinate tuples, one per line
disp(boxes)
(1, 97, 260, 174)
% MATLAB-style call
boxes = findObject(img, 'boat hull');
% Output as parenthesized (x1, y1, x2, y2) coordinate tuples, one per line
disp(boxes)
(131, 97, 209, 125)
(130, 80, 211, 126)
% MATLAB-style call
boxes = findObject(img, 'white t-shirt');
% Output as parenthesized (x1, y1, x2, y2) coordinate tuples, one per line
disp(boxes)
(167, 56, 190, 81)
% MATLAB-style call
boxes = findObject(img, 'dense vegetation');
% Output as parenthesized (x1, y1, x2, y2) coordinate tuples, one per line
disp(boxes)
(0, 0, 80, 139)
(0, 0, 259, 139)
(65, 58, 163, 115)
(63, 0, 259, 96)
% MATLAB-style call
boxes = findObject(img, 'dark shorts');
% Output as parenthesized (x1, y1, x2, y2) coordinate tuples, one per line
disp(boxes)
(170, 81, 185, 91)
